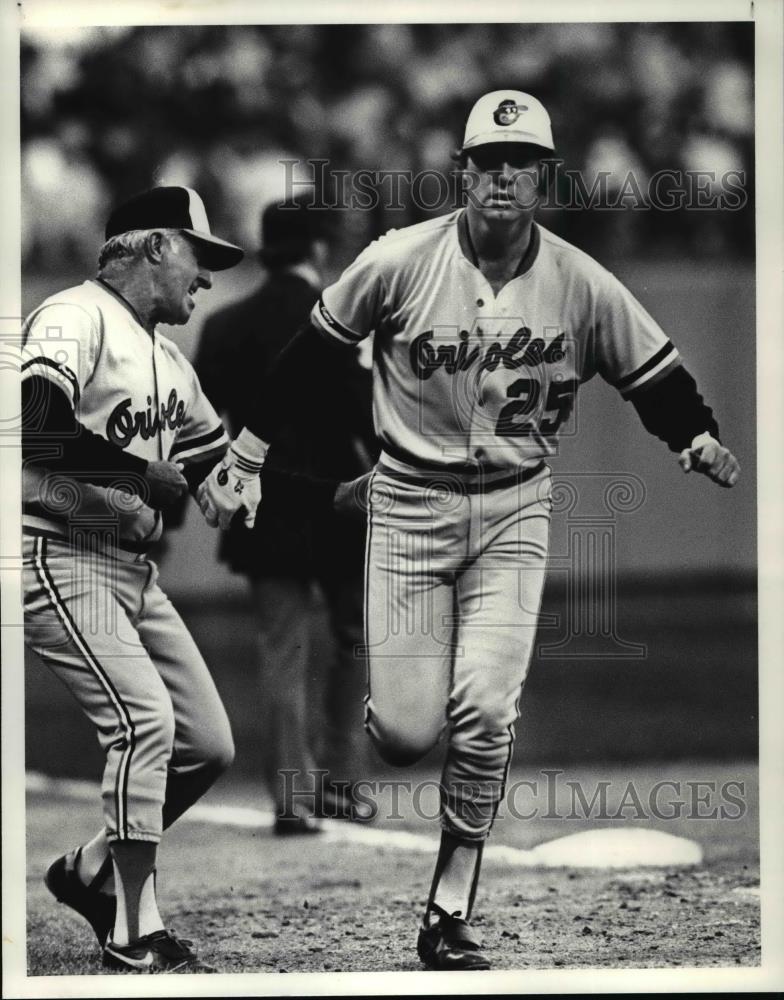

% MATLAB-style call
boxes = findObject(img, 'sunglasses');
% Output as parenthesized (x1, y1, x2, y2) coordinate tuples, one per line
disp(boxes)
(467, 144, 541, 172)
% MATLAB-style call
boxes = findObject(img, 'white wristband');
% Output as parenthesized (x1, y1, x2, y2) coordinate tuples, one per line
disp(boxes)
(232, 427, 269, 472)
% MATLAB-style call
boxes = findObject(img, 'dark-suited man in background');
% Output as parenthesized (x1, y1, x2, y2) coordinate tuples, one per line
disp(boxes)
(195, 196, 377, 833)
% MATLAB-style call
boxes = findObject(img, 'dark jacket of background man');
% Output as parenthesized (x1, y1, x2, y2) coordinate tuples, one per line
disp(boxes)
(195, 234, 376, 580)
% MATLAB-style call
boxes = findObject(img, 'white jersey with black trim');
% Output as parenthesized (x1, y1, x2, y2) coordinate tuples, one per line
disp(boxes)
(312, 210, 680, 473)
(21, 278, 228, 549)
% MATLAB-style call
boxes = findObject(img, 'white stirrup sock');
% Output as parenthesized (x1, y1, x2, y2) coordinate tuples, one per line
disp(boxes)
(428, 832, 484, 922)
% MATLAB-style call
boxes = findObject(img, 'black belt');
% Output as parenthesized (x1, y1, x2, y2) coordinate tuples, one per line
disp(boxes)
(376, 459, 547, 495)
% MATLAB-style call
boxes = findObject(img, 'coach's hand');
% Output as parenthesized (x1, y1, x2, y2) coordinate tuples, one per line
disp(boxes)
(144, 460, 189, 509)
(678, 432, 740, 488)
(197, 430, 268, 529)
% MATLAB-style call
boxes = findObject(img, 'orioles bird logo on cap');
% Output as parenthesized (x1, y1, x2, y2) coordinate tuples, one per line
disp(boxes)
(493, 99, 528, 126)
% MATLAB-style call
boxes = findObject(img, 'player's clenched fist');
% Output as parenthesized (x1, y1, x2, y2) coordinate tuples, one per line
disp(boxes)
(678, 432, 740, 488)
(197, 428, 268, 529)
(143, 460, 189, 509)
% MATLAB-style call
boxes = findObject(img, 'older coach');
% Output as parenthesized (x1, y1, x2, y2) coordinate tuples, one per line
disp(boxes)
(22, 186, 242, 973)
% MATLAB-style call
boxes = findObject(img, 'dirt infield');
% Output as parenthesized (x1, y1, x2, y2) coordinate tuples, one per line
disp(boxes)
(22, 762, 759, 978)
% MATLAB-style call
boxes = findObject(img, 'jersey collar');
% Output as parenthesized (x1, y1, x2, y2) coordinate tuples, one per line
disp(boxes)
(91, 277, 154, 334)
(457, 211, 541, 279)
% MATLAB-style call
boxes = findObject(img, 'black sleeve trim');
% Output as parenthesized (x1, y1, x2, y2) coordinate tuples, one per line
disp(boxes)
(169, 424, 226, 457)
(22, 375, 149, 485)
(246, 320, 349, 442)
(627, 363, 720, 452)
(314, 296, 364, 343)
(614, 340, 677, 392)
(22, 356, 81, 405)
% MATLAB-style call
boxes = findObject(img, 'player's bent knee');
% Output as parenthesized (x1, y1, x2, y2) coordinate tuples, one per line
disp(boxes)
(209, 732, 235, 774)
(369, 727, 438, 767)
(197, 723, 235, 775)
(365, 697, 444, 766)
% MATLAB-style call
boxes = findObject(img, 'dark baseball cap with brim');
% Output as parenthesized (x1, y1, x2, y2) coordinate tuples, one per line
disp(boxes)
(105, 186, 244, 271)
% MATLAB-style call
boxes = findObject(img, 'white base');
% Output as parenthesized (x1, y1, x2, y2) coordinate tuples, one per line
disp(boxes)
(488, 828, 703, 869)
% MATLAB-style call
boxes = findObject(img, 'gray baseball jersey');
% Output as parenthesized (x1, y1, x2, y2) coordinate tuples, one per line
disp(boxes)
(22, 278, 228, 549)
(313, 211, 680, 475)
(22, 278, 233, 843)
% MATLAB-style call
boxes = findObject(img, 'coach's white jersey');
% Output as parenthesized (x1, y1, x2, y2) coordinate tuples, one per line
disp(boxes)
(312, 211, 680, 473)
(22, 279, 228, 550)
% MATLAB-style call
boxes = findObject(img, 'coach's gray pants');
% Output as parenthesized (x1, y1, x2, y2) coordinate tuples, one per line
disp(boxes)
(364, 464, 551, 841)
(23, 534, 234, 843)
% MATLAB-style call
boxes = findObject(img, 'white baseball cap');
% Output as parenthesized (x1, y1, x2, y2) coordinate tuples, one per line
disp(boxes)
(461, 90, 555, 153)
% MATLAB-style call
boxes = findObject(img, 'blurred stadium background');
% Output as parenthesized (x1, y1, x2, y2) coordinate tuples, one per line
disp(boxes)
(21, 22, 756, 781)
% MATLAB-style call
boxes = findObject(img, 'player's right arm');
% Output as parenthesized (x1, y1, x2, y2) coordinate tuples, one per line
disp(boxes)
(197, 241, 384, 529)
(21, 303, 187, 509)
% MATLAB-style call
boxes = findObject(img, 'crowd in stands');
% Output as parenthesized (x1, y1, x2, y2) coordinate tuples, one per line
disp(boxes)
(22, 22, 754, 272)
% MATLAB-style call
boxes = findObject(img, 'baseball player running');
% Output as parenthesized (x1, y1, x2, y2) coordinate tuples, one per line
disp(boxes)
(197, 92, 740, 970)
(22, 187, 245, 972)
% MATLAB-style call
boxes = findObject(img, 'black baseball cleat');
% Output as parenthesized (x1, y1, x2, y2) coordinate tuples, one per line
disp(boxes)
(103, 929, 216, 973)
(44, 849, 116, 947)
(417, 911, 491, 971)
